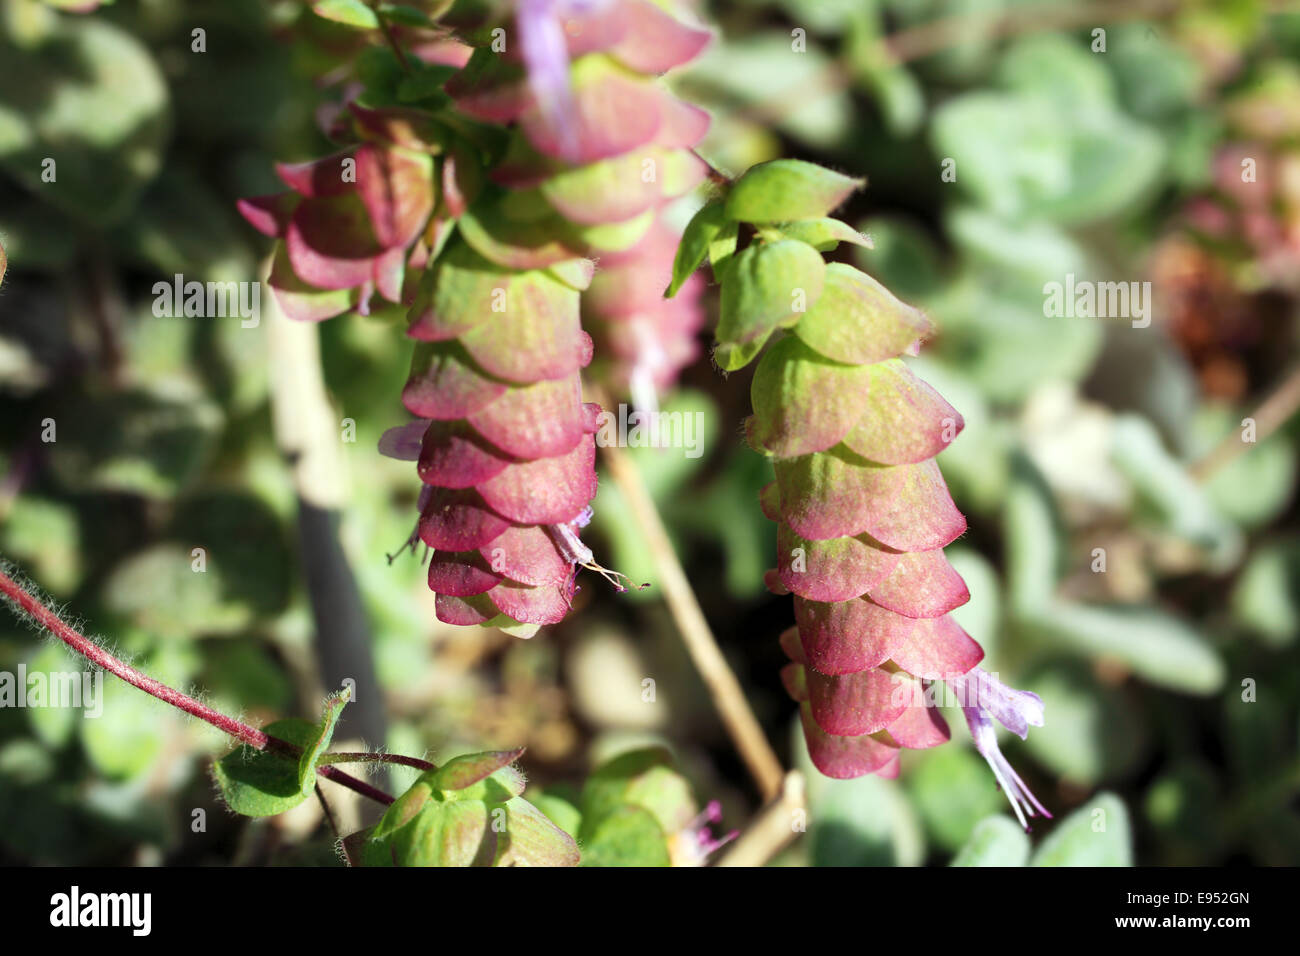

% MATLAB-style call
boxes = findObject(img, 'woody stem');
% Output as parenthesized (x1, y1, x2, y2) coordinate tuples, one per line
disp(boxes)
(1190, 363, 1300, 482)
(591, 400, 786, 802)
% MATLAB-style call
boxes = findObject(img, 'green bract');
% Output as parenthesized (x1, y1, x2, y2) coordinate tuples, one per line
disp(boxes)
(724, 159, 864, 223)
(714, 240, 826, 371)
(365, 749, 580, 867)
(668, 200, 729, 297)
(715, 164, 981, 780)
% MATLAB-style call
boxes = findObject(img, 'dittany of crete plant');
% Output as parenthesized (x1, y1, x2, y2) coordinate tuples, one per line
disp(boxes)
(0, 562, 577, 865)
(239, 0, 711, 632)
(583, 211, 707, 411)
(0, 561, 723, 866)
(665, 160, 1052, 829)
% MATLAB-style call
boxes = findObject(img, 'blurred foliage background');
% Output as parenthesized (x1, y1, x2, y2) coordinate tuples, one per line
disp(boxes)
(1, 0, 1299, 866)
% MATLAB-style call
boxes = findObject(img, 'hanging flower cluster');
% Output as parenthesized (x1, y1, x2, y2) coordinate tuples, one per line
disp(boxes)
(667, 159, 1049, 824)
(447, 0, 713, 410)
(583, 213, 707, 410)
(238, 0, 711, 632)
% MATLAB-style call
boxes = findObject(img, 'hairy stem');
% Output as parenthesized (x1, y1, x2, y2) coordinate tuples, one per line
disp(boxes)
(318, 751, 438, 772)
(316, 783, 343, 845)
(593, 413, 785, 801)
(0, 562, 393, 807)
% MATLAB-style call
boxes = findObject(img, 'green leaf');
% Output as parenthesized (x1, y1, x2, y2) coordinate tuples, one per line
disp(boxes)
(428, 748, 526, 801)
(81, 642, 196, 781)
(579, 747, 696, 841)
(679, 37, 852, 148)
(115, 169, 255, 282)
(386, 799, 498, 866)
(931, 91, 1164, 225)
(715, 239, 826, 369)
(909, 745, 1005, 851)
(379, 4, 434, 27)
(493, 796, 581, 866)
(0, 495, 81, 595)
(396, 64, 458, 105)
(312, 0, 380, 29)
(708, 218, 740, 273)
(725, 159, 862, 223)
(1023, 601, 1224, 695)
(298, 689, 351, 797)
(0, 16, 169, 226)
(530, 792, 583, 839)
(341, 826, 396, 867)
(950, 815, 1031, 866)
(212, 718, 316, 818)
(1003, 453, 1063, 615)
(48, 389, 222, 499)
(810, 774, 924, 866)
(1108, 24, 1203, 120)
(996, 34, 1116, 112)
(853, 217, 945, 302)
(373, 774, 436, 841)
(24, 644, 79, 748)
(100, 494, 291, 637)
(1197, 413, 1296, 531)
(1031, 792, 1132, 867)
(793, 717, 926, 866)
(1231, 540, 1300, 647)
(580, 804, 671, 867)
(946, 206, 1089, 289)
(1143, 760, 1222, 857)
(770, 217, 873, 251)
(1112, 414, 1241, 567)
(1019, 660, 1145, 785)
(667, 200, 728, 297)
(80, 678, 167, 780)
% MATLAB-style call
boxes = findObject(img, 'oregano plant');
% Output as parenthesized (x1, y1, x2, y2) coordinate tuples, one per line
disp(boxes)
(673, 158, 1049, 826)
(0, 0, 1062, 869)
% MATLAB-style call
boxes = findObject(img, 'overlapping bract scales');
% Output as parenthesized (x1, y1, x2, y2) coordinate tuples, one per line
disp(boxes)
(446, 0, 712, 402)
(235, 3, 708, 631)
(392, 0, 711, 627)
(237, 114, 443, 322)
(583, 214, 706, 403)
(696, 160, 980, 778)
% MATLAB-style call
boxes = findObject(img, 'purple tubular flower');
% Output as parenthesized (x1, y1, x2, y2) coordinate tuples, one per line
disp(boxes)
(515, 0, 616, 162)
(668, 800, 739, 865)
(949, 668, 1050, 830)
(952, 666, 1046, 739)
(378, 421, 428, 461)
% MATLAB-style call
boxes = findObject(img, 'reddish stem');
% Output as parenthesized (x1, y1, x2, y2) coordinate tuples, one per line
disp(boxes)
(0, 564, 393, 806)
(320, 752, 438, 772)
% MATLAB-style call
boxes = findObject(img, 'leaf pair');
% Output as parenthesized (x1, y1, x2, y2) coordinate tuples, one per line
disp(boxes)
(212, 687, 350, 817)
(358, 749, 580, 866)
